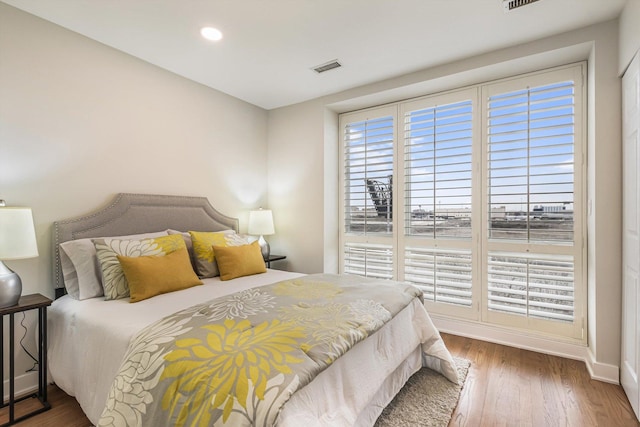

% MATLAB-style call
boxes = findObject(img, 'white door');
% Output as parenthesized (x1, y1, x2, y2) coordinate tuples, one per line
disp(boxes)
(622, 50, 640, 421)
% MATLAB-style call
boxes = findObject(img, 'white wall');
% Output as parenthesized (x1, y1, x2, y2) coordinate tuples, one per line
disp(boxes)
(0, 3, 268, 375)
(620, 0, 640, 74)
(267, 101, 339, 275)
(268, 19, 623, 376)
(267, 100, 327, 273)
(586, 20, 622, 380)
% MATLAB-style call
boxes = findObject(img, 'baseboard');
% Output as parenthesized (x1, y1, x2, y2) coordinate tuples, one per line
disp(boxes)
(585, 346, 620, 384)
(432, 315, 620, 384)
(2, 371, 38, 401)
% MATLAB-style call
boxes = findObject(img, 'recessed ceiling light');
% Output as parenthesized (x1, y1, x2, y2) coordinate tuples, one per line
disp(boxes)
(201, 27, 223, 42)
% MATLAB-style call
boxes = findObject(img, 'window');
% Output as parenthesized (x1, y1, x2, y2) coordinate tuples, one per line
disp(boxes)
(486, 81, 576, 242)
(340, 106, 397, 280)
(339, 64, 585, 341)
(481, 67, 584, 338)
(404, 247, 473, 307)
(399, 89, 479, 318)
(343, 114, 394, 235)
(404, 99, 474, 239)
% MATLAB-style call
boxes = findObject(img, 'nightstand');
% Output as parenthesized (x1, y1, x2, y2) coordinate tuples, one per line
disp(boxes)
(266, 255, 286, 268)
(0, 294, 52, 426)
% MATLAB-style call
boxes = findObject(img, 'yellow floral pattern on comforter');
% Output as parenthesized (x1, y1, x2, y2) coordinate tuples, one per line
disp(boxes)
(97, 274, 422, 427)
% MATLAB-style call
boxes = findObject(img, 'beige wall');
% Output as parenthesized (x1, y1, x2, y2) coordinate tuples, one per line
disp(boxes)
(267, 101, 339, 275)
(0, 1, 628, 384)
(620, 0, 640, 73)
(0, 4, 269, 376)
(0, 4, 268, 298)
(268, 19, 623, 372)
(267, 100, 326, 273)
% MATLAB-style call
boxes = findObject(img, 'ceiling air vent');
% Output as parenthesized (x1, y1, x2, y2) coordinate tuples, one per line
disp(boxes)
(312, 60, 341, 74)
(503, 0, 540, 12)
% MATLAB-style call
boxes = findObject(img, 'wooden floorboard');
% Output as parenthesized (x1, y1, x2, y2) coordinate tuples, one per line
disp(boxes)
(444, 333, 640, 427)
(4, 333, 638, 426)
(0, 384, 88, 427)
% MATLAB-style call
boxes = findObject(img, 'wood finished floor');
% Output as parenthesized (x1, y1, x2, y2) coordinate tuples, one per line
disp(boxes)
(2, 333, 638, 426)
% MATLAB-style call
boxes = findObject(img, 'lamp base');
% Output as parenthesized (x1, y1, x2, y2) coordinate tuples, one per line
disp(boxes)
(257, 235, 271, 262)
(0, 261, 22, 308)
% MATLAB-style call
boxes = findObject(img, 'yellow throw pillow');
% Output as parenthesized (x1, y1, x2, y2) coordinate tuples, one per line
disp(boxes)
(188, 231, 249, 278)
(213, 241, 267, 281)
(118, 247, 203, 303)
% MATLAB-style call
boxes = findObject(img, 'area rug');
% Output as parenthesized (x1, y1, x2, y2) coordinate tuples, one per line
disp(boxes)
(375, 357, 470, 427)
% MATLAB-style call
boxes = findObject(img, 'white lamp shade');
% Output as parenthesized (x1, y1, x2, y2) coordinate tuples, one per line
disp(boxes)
(0, 207, 39, 260)
(248, 209, 275, 236)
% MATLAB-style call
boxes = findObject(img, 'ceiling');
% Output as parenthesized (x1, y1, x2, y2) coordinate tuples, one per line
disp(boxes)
(1, 0, 628, 110)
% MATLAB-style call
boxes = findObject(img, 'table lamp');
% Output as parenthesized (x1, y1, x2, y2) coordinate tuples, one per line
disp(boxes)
(0, 206, 39, 308)
(248, 208, 275, 261)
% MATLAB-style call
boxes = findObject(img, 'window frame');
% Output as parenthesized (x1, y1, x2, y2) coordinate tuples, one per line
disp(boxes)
(339, 105, 399, 279)
(398, 88, 481, 320)
(338, 62, 587, 342)
(480, 64, 586, 339)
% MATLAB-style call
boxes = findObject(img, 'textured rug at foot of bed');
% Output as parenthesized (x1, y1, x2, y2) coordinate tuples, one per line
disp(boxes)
(374, 357, 470, 427)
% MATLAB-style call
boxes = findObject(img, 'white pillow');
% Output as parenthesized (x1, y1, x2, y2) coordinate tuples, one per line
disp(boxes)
(59, 246, 81, 299)
(59, 230, 169, 300)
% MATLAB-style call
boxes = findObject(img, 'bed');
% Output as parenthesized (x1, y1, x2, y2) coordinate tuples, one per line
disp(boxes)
(48, 193, 458, 427)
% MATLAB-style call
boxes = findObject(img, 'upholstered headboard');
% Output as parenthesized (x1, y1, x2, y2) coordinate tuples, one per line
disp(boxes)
(52, 193, 239, 296)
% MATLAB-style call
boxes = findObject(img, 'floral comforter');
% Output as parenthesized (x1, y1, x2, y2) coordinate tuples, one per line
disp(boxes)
(97, 274, 437, 427)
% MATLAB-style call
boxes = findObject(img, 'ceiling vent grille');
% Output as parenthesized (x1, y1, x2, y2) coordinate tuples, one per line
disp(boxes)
(312, 60, 341, 74)
(503, 0, 540, 12)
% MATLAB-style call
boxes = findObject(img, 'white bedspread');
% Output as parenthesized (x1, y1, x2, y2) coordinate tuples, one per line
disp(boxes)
(48, 270, 457, 426)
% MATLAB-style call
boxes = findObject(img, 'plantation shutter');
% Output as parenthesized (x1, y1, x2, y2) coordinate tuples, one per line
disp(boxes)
(404, 247, 473, 306)
(482, 66, 584, 338)
(343, 115, 394, 234)
(487, 252, 574, 322)
(487, 81, 575, 242)
(399, 89, 478, 317)
(404, 100, 474, 238)
(339, 64, 585, 341)
(340, 107, 396, 279)
(343, 243, 393, 279)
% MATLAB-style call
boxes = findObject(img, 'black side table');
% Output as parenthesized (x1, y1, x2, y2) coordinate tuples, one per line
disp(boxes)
(0, 294, 52, 426)
(266, 255, 286, 268)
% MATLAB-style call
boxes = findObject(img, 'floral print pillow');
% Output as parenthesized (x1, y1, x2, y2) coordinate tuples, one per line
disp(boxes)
(94, 234, 185, 300)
